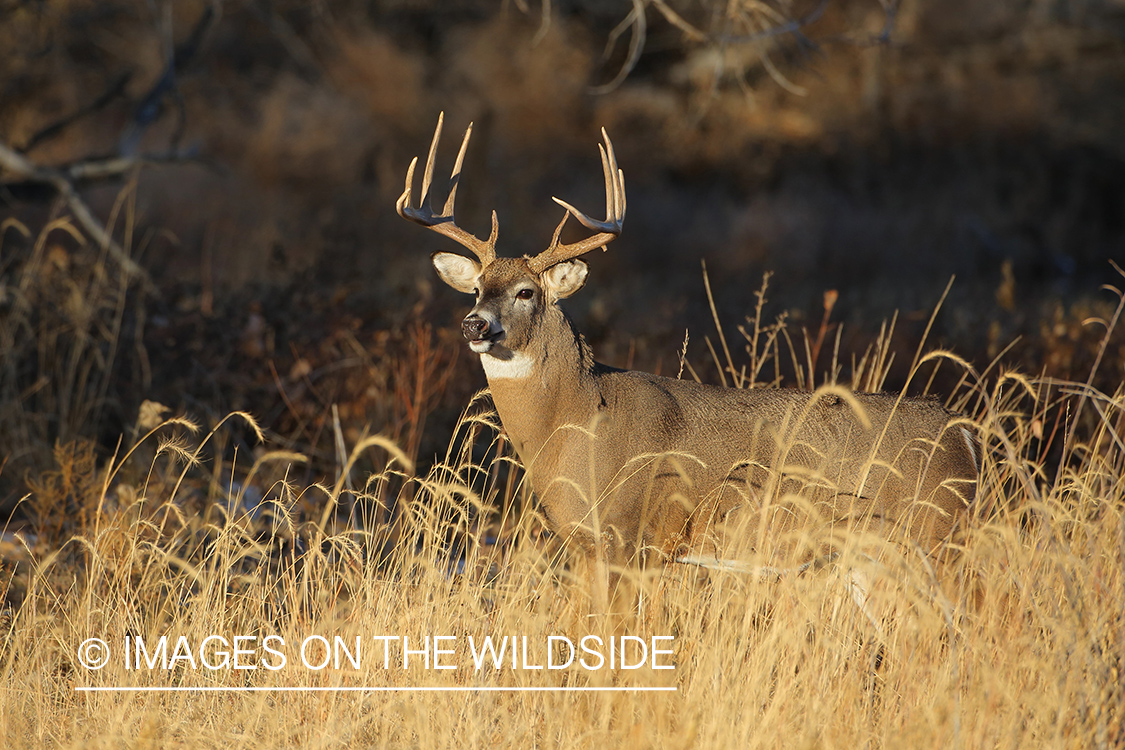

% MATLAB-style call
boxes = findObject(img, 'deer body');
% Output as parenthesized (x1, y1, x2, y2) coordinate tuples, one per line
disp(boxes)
(399, 115, 977, 571)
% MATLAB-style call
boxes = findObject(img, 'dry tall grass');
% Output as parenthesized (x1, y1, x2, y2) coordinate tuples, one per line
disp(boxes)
(1, 240, 1122, 748)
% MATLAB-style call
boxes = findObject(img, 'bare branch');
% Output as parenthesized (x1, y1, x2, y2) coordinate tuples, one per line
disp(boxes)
(650, 0, 706, 43)
(65, 149, 206, 183)
(118, 6, 216, 155)
(588, 0, 883, 95)
(0, 142, 152, 287)
(590, 0, 647, 95)
(20, 72, 132, 154)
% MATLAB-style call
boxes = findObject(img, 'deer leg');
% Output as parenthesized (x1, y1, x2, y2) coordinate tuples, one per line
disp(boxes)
(843, 565, 888, 642)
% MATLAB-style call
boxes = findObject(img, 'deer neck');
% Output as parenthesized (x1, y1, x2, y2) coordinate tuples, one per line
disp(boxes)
(479, 306, 599, 468)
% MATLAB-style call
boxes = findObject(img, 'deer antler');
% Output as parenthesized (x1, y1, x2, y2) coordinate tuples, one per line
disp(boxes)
(527, 128, 626, 274)
(396, 112, 498, 267)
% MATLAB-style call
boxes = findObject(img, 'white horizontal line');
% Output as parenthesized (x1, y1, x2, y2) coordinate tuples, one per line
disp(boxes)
(75, 686, 677, 693)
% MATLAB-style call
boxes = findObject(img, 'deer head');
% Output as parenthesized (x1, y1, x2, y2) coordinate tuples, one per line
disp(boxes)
(396, 113, 625, 372)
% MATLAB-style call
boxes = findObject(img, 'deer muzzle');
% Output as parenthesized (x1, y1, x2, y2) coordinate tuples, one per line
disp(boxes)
(461, 314, 491, 342)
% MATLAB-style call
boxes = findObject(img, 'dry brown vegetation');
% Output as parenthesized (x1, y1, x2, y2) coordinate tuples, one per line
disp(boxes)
(2, 1, 1125, 747)
(1, 231, 1123, 746)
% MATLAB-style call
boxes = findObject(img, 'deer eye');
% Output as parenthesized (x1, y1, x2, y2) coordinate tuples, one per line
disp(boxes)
(515, 288, 534, 301)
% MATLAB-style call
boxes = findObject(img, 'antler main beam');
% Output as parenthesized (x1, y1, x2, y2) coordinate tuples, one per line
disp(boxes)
(396, 112, 498, 267)
(527, 128, 626, 274)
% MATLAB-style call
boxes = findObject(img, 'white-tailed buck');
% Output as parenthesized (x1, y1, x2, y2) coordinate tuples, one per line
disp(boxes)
(397, 113, 978, 579)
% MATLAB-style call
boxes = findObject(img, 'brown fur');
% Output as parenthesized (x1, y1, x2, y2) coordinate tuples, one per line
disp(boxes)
(436, 256, 978, 570)
(401, 116, 976, 573)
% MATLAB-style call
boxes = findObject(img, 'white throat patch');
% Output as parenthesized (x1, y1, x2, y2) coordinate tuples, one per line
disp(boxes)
(480, 351, 535, 380)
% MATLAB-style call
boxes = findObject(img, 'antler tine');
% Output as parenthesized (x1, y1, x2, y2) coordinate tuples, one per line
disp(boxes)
(528, 128, 626, 274)
(396, 112, 497, 267)
(442, 118, 472, 217)
(419, 111, 443, 210)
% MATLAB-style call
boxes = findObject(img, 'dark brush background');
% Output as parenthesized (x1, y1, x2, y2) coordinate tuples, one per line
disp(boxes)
(2, 0, 1123, 512)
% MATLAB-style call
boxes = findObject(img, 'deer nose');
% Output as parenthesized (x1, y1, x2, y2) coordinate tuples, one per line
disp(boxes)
(461, 315, 490, 341)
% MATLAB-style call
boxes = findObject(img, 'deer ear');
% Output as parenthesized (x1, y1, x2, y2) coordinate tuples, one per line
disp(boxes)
(432, 252, 481, 294)
(540, 259, 588, 300)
